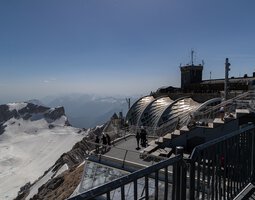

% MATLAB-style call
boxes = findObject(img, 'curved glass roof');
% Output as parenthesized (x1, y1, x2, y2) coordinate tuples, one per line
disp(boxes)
(126, 96, 155, 126)
(139, 97, 174, 128)
(126, 95, 224, 134)
(157, 97, 200, 128)
(194, 98, 222, 113)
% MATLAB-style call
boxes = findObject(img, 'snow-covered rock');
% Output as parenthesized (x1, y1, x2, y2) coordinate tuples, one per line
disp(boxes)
(0, 102, 87, 200)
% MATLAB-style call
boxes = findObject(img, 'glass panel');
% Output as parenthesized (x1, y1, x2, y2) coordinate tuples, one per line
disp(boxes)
(79, 161, 129, 193)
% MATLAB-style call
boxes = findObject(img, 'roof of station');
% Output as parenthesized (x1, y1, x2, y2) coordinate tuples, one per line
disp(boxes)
(126, 96, 155, 126)
(157, 97, 200, 128)
(138, 96, 174, 128)
(126, 95, 222, 130)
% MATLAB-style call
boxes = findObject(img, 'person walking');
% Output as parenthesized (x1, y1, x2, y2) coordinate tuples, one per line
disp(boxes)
(135, 130, 141, 150)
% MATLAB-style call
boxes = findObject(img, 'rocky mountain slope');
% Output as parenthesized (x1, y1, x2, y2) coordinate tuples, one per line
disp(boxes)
(0, 102, 88, 200)
(15, 125, 105, 200)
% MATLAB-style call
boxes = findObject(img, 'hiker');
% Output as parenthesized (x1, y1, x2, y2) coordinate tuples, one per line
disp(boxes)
(102, 133, 107, 152)
(106, 133, 111, 146)
(220, 106, 225, 121)
(95, 136, 100, 153)
(135, 130, 141, 150)
(140, 126, 147, 147)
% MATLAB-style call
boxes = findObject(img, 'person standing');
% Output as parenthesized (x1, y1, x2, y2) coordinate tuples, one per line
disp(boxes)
(106, 133, 111, 146)
(220, 106, 225, 121)
(102, 133, 107, 152)
(95, 136, 100, 153)
(140, 126, 147, 147)
(135, 131, 141, 150)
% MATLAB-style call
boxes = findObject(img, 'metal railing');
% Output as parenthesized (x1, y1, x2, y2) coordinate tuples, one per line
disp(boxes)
(188, 124, 255, 200)
(119, 122, 180, 139)
(69, 154, 187, 200)
(69, 123, 255, 200)
(192, 91, 255, 124)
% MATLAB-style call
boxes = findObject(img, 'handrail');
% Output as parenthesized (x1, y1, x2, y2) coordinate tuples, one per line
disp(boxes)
(188, 122, 255, 200)
(195, 92, 246, 115)
(68, 155, 183, 200)
(192, 91, 255, 122)
(190, 123, 255, 160)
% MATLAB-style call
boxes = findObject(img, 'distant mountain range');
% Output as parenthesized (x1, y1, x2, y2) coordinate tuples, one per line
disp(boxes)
(43, 94, 135, 128)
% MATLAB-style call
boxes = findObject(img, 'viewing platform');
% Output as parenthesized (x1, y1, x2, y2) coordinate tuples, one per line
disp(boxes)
(70, 92, 255, 200)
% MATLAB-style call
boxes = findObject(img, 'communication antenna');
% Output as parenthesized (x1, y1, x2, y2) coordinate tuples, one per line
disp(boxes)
(191, 49, 194, 65)
(202, 60, 205, 66)
(224, 58, 231, 101)
(126, 98, 131, 110)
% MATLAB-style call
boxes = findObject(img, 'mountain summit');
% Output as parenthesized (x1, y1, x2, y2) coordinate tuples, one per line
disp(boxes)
(0, 102, 70, 135)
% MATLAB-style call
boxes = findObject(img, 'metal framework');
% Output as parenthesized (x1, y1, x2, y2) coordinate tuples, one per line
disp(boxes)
(192, 91, 255, 123)
(126, 96, 226, 137)
(126, 96, 155, 126)
(138, 96, 174, 128)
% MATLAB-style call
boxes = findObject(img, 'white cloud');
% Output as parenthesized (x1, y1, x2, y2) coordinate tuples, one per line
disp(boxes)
(43, 78, 57, 84)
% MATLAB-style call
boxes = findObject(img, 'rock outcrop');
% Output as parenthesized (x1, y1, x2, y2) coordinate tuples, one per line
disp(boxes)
(0, 104, 18, 125)
(0, 102, 70, 135)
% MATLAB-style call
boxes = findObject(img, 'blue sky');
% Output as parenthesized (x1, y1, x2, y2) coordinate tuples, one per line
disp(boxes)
(0, 0, 255, 102)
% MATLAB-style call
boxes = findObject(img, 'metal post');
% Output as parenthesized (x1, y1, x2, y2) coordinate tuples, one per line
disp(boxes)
(189, 161, 195, 200)
(224, 58, 231, 101)
(175, 146, 184, 200)
(134, 179, 138, 200)
(121, 185, 125, 200)
(176, 146, 184, 156)
(122, 150, 128, 168)
(155, 171, 159, 200)
(252, 129, 255, 182)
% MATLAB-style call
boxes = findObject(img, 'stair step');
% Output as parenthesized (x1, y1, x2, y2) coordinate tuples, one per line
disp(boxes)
(172, 130, 181, 138)
(213, 118, 224, 127)
(180, 126, 190, 134)
(162, 147, 173, 157)
(163, 133, 172, 141)
(151, 147, 173, 157)
(151, 151, 161, 157)
(143, 144, 158, 154)
(236, 109, 250, 118)
(148, 140, 157, 146)
(208, 122, 214, 128)
(155, 137, 164, 144)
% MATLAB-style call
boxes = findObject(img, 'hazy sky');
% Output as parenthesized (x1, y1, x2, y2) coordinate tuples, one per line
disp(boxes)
(1, 0, 255, 103)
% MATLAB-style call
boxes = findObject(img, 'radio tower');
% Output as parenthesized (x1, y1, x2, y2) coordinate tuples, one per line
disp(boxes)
(191, 49, 194, 65)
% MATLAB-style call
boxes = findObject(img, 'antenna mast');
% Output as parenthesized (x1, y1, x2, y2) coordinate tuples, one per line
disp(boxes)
(224, 58, 231, 101)
(126, 98, 131, 110)
(191, 49, 194, 65)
